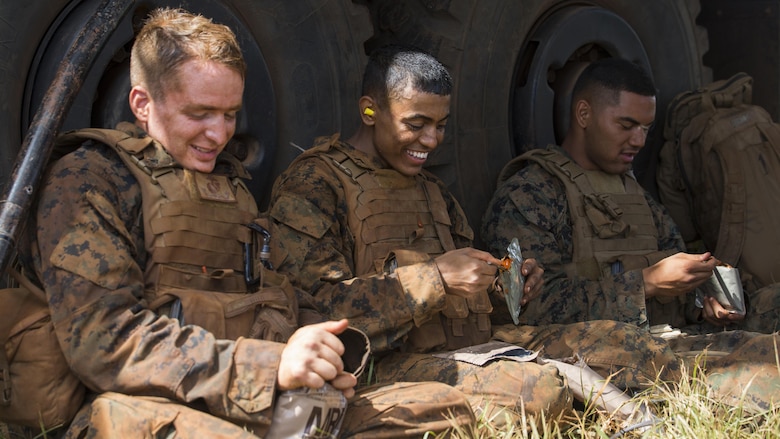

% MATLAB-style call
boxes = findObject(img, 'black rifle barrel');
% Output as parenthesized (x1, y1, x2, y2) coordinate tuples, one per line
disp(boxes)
(0, 0, 133, 275)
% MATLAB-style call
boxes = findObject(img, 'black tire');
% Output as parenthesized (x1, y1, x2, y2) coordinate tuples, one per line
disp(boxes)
(0, 0, 371, 210)
(362, 0, 711, 247)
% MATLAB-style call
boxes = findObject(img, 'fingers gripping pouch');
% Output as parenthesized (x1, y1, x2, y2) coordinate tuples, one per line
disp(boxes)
(265, 327, 370, 439)
(150, 267, 298, 342)
(0, 273, 85, 430)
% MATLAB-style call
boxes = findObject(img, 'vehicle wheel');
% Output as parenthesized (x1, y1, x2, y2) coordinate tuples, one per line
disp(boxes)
(0, 0, 371, 210)
(362, 0, 711, 246)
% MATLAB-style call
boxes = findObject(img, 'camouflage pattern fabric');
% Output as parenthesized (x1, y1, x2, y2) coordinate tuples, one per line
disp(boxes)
(64, 393, 261, 439)
(481, 145, 780, 411)
(481, 144, 779, 333)
(269, 138, 574, 420)
(491, 320, 682, 389)
(742, 284, 780, 333)
(342, 382, 475, 438)
(62, 382, 474, 439)
(19, 140, 469, 437)
(372, 352, 572, 426)
(269, 137, 474, 354)
(700, 332, 780, 412)
(268, 137, 691, 423)
(23, 142, 285, 435)
(667, 331, 780, 412)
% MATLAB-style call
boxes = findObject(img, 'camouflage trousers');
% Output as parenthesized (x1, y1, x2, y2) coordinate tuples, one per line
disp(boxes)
(374, 320, 679, 426)
(742, 283, 780, 333)
(63, 383, 474, 438)
(492, 320, 683, 388)
(64, 393, 258, 439)
(374, 350, 572, 426)
(666, 330, 780, 412)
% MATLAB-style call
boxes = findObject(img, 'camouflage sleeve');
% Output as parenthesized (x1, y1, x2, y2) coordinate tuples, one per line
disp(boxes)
(31, 145, 283, 425)
(481, 163, 648, 327)
(269, 156, 447, 353)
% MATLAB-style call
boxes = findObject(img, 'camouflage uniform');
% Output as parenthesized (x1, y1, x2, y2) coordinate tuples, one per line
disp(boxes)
(481, 145, 780, 333)
(481, 145, 780, 411)
(269, 135, 683, 424)
(19, 126, 473, 438)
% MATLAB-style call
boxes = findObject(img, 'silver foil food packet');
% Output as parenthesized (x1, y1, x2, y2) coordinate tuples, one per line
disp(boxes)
(498, 237, 525, 325)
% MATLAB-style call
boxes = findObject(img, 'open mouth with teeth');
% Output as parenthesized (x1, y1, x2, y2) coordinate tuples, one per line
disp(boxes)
(407, 150, 428, 160)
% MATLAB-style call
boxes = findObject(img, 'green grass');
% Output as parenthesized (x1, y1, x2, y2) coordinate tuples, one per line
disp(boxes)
(432, 358, 780, 439)
(3, 356, 779, 438)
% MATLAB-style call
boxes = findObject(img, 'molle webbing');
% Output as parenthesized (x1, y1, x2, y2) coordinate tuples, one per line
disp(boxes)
(520, 149, 663, 280)
(320, 142, 491, 351)
(125, 158, 258, 293)
(58, 126, 258, 293)
(324, 148, 455, 275)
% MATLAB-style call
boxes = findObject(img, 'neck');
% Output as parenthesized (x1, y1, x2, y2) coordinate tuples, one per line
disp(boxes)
(347, 126, 378, 158)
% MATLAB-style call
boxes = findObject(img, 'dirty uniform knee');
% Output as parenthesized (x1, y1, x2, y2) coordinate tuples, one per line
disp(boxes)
(370, 352, 573, 425)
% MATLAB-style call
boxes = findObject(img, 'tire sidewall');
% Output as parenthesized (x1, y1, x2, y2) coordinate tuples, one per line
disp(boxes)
(0, 0, 72, 190)
(366, 0, 708, 244)
(0, 0, 369, 210)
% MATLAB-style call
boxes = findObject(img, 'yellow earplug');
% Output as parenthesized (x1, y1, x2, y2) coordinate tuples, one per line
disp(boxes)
(363, 107, 375, 116)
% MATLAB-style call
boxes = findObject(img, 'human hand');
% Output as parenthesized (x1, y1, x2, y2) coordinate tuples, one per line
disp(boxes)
(277, 319, 358, 398)
(434, 247, 502, 298)
(701, 295, 745, 326)
(642, 252, 719, 299)
(519, 258, 544, 305)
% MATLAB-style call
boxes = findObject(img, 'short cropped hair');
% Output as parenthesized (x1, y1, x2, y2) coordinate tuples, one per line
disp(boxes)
(130, 7, 246, 100)
(572, 58, 656, 108)
(362, 45, 452, 108)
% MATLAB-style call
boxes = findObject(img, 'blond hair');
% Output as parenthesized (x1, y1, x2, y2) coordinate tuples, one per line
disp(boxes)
(130, 7, 246, 100)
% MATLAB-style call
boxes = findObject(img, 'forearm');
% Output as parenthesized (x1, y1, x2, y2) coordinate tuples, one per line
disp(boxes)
(283, 252, 447, 353)
(491, 212, 646, 326)
(35, 155, 282, 422)
(43, 256, 285, 424)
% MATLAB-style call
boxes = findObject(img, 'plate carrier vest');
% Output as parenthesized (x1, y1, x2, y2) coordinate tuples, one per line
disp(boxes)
(55, 123, 297, 342)
(499, 148, 676, 280)
(302, 135, 492, 352)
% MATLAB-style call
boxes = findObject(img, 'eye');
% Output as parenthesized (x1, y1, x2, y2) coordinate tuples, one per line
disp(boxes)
(225, 112, 237, 121)
(405, 122, 423, 131)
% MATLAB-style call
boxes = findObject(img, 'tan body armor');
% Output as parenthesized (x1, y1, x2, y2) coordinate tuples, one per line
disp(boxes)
(308, 137, 492, 352)
(503, 148, 682, 325)
(55, 123, 297, 342)
(511, 148, 676, 279)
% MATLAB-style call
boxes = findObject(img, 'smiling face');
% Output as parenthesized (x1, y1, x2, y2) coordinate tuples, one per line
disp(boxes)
(576, 90, 656, 175)
(129, 59, 244, 173)
(366, 85, 450, 176)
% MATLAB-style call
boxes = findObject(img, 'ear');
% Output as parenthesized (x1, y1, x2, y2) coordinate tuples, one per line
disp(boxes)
(574, 99, 591, 128)
(129, 86, 151, 123)
(359, 96, 376, 126)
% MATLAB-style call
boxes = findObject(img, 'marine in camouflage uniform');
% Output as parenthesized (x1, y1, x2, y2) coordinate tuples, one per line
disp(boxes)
(482, 144, 695, 329)
(481, 59, 780, 334)
(21, 125, 472, 439)
(270, 133, 685, 423)
(268, 45, 686, 426)
(9, 9, 474, 438)
(481, 58, 779, 409)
